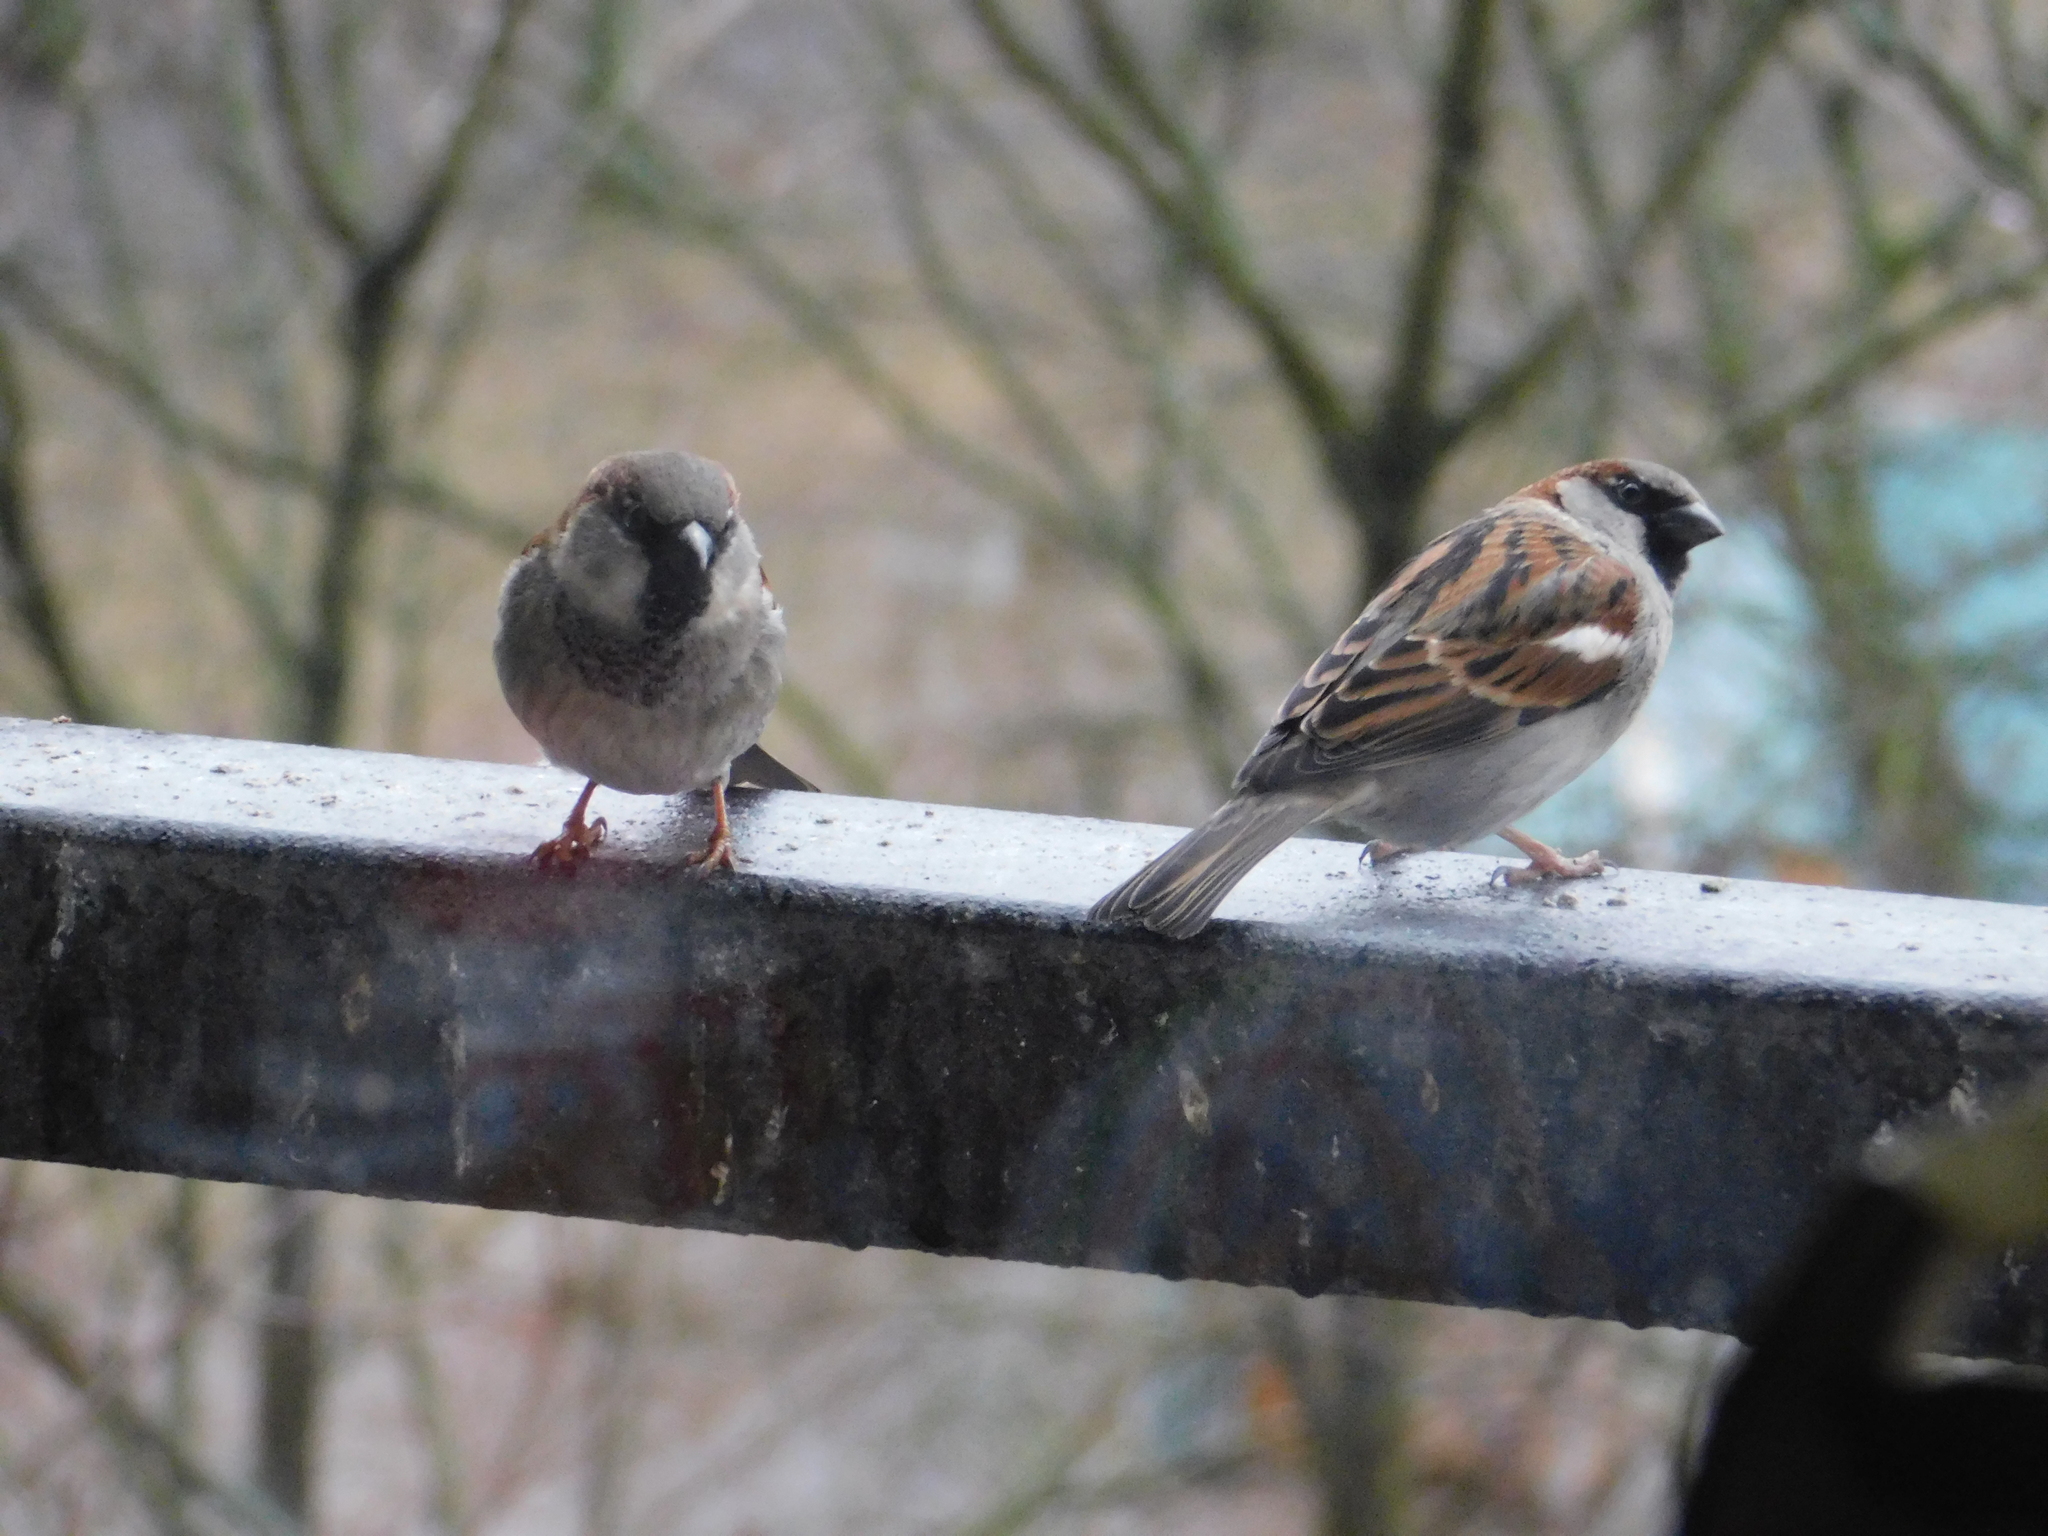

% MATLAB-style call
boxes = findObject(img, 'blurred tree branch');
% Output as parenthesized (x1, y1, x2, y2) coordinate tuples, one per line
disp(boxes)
(870, 57, 1249, 782)
(0, 6, 545, 1528)
(246, 0, 537, 748)
(579, 0, 1822, 807)
(0, 0, 540, 767)
(0, 1264, 299, 1536)
(0, 324, 113, 722)
(0, 258, 524, 543)
(895, 24, 1322, 653)
(577, 19, 1261, 787)
(378, 1206, 471, 1536)
(1679, 9, 2048, 896)
(950, 1371, 1126, 1536)
(964, 0, 1348, 441)
(968, 0, 1813, 605)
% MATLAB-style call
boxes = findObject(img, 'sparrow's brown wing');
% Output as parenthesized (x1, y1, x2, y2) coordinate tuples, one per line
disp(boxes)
(1237, 504, 1643, 792)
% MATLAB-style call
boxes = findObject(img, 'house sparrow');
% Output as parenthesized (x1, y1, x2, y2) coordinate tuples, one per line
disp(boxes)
(495, 450, 809, 873)
(1092, 459, 1724, 937)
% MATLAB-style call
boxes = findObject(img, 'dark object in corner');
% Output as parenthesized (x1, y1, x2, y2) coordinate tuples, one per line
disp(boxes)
(1681, 1179, 2048, 1532)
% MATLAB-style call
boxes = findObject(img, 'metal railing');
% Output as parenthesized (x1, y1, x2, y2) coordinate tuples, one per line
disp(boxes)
(4, 716, 2046, 1357)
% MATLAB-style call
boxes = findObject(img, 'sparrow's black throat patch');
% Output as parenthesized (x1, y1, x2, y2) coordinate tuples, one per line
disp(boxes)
(1641, 519, 1696, 591)
(636, 524, 714, 633)
(578, 472, 726, 636)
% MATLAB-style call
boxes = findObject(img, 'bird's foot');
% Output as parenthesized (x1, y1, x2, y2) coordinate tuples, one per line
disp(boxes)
(684, 825, 738, 872)
(532, 780, 607, 874)
(1361, 840, 1411, 871)
(1492, 827, 1607, 887)
(683, 779, 738, 873)
(533, 815, 607, 873)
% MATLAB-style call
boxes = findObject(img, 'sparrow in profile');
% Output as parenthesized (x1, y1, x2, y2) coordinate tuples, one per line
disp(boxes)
(1093, 459, 1724, 937)
(494, 450, 811, 873)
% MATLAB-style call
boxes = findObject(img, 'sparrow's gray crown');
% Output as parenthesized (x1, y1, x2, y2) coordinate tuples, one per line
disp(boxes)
(560, 449, 743, 635)
(585, 450, 738, 533)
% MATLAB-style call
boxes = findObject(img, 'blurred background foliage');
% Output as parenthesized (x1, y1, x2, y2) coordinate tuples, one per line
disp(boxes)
(1, 0, 2046, 1531)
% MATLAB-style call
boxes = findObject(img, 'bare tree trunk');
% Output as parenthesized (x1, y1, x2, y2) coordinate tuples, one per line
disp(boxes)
(164, 1177, 207, 1536)
(1327, 434, 1438, 617)
(1330, 0, 1499, 605)
(295, 306, 391, 749)
(1262, 1296, 1408, 1536)
(257, 1188, 321, 1525)
(378, 1204, 470, 1536)
(579, 1229, 646, 1536)
(239, 6, 536, 1509)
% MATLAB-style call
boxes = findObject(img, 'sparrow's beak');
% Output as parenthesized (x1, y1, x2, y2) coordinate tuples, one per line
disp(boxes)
(681, 521, 716, 567)
(1664, 501, 1726, 551)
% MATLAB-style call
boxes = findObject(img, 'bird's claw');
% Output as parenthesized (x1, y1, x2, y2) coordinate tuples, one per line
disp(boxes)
(1361, 840, 1410, 871)
(1491, 848, 1607, 888)
(532, 815, 608, 874)
(684, 827, 738, 873)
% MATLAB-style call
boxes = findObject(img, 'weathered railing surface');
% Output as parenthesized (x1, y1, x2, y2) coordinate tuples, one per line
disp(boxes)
(3, 717, 2046, 1354)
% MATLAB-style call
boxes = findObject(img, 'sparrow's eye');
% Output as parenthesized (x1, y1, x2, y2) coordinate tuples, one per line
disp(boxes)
(1613, 477, 1646, 510)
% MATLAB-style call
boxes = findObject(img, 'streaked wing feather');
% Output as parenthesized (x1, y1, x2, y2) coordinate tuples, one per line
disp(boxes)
(1241, 506, 1642, 788)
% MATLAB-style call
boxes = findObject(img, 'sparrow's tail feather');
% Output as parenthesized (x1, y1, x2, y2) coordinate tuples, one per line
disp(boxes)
(1090, 794, 1322, 939)
(729, 743, 817, 793)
